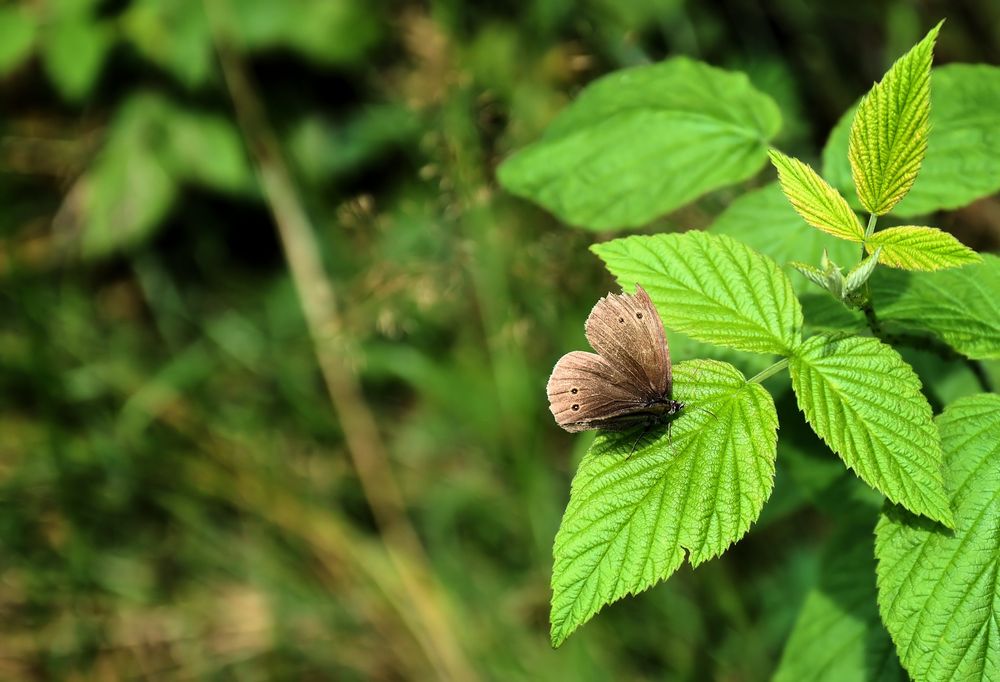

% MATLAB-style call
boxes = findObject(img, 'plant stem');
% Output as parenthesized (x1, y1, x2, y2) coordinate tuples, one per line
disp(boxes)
(861, 299, 882, 336)
(749, 358, 790, 384)
(861, 213, 877, 259)
(205, 2, 476, 679)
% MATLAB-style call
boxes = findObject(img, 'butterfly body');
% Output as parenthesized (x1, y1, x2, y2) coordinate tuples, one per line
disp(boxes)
(547, 285, 682, 433)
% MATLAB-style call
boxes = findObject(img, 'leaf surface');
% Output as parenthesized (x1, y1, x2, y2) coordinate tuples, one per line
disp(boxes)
(498, 57, 781, 229)
(551, 360, 777, 646)
(876, 394, 1000, 682)
(848, 23, 940, 215)
(871, 257, 1000, 360)
(824, 64, 1000, 217)
(790, 334, 952, 526)
(866, 226, 981, 271)
(775, 512, 906, 682)
(593, 231, 801, 354)
(769, 149, 864, 241)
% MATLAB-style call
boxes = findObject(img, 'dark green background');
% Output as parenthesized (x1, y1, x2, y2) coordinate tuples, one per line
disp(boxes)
(1, 0, 997, 679)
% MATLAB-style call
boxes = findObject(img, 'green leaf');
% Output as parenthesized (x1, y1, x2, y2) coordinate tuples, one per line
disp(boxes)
(122, 0, 213, 88)
(0, 5, 37, 75)
(708, 183, 859, 294)
(799, 294, 867, 335)
(769, 149, 864, 241)
(550, 360, 777, 646)
(871, 256, 1000, 360)
(40, 14, 112, 101)
(791, 262, 829, 291)
(775, 512, 906, 682)
(848, 22, 940, 215)
(824, 64, 1000, 217)
(865, 226, 981, 271)
(592, 231, 801, 355)
(789, 334, 952, 526)
(844, 249, 881, 294)
(498, 57, 781, 230)
(287, 107, 421, 184)
(161, 108, 255, 194)
(73, 98, 178, 257)
(230, 0, 382, 67)
(875, 394, 1000, 682)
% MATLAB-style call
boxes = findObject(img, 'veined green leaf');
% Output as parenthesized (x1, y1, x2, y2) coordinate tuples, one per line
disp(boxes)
(551, 360, 777, 646)
(844, 249, 881, 293)
(769, 149, 864, 241)
(871, 256, 1000, 360)
(789, 334, 952, 526)
(592, 231, 801, 355)
(824, 64, 1000, 217)
(848, 22, 941, 215)
(875, 394, 1000, 682)
(791, 262, 829, 290)
(865, 226, 981, 271)
(708, 183, 859, 295)
(498, 57, 781, 230)
(774, 512, 906, 682)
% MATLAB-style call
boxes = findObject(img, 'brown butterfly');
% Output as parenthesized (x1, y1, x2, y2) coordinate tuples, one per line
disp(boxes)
(546, 285, 684, 438)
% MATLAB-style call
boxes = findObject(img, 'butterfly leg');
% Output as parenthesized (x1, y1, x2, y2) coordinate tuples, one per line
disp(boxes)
(626, 424, 652, 459)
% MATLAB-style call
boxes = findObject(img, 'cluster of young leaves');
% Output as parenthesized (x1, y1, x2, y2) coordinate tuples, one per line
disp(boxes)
(499, 18, 1000, 677)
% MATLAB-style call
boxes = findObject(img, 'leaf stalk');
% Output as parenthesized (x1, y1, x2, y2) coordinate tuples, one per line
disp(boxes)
(748, 358, 790, 384)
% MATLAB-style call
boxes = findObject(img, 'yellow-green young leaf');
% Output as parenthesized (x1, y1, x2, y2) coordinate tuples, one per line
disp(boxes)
(824, 65, 1000, 217)
(789, 334, 953, 527)
(592, 231, 802, 355)
(551, 361, 777, 646)
(769, 149, 864, 241)
(848, 22, 941, 215)
(707, 183, 859, 300)
(875, 394, 1000, 682)
(871, 256, 1000, 360)
(774, 512, 905, 682)
(866, 226, 981, 271)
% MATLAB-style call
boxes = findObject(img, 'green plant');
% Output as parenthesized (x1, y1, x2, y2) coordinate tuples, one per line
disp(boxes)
(500, 20, 1000, 680)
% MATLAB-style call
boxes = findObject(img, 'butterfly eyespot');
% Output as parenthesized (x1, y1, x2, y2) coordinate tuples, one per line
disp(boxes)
(572, 404, 580, 411)
(570, 388, 578, 394)
(636, 313, 643, 319)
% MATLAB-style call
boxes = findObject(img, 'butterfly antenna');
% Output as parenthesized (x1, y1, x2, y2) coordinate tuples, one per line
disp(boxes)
(690, 404, 718, 421)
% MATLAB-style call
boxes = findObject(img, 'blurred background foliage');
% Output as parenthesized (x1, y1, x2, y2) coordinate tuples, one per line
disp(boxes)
(0, 0, 998, 679)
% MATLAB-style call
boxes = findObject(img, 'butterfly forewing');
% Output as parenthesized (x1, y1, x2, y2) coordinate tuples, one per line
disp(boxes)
(546, 351, 648, 432)
(583, 285, 671, 398)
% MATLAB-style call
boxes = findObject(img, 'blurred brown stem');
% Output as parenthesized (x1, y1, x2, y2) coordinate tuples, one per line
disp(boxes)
(204, 1, 476, 679)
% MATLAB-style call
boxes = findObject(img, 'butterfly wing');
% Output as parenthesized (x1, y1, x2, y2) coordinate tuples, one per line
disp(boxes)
(584, 285, 671, 399)
(546, 351, 649, 432)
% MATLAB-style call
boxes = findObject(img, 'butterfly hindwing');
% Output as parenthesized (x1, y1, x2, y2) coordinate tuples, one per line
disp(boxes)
(546, 351, 648, 432)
